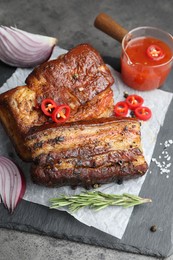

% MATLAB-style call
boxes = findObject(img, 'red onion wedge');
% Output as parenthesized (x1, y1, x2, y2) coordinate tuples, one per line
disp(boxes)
(0, 156, 26, 213)
(0, 26, 58, 67)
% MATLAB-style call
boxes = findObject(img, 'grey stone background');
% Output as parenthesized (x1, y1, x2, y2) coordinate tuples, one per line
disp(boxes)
(0, 0, 173, 259)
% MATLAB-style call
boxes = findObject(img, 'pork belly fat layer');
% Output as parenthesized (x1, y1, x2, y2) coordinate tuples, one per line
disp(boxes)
(26, 117, 142, 161)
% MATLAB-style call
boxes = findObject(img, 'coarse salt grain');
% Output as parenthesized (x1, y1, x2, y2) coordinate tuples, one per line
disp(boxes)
(151, 139, 173, 178)
(165, 163, 171, 168)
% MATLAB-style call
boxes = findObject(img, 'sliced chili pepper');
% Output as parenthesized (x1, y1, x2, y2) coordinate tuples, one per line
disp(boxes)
(41, 99, 57, 116)
(134, 106, 152, 121)
(126, 94, 144, 110)
(146, 45, 165, 61)
(114, 101, 129, 117)
(52, 105, 71, 123)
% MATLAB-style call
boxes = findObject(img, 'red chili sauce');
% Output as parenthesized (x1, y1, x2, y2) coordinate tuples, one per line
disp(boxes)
(121, 37, 172, 91)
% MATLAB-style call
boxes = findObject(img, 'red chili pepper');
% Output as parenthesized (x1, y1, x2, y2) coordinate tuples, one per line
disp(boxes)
(52, 105, 71, 123)
(41, 99, 57, 116)
(146, 45, 165, 61)
(126, 95, 144, 110)
(134, 106, 152, 121)
(114, 101, 129, 117)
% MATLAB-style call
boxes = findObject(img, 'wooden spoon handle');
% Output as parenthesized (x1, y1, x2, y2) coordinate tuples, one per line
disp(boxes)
(94, 13, 128, 43)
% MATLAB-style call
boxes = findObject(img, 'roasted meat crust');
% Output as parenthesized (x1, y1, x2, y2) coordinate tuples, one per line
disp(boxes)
(27, 117, 148, 188)
(26, 43, 114, 106)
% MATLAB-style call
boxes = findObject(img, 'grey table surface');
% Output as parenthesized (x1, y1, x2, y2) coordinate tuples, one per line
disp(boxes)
(0, 0, 173, 259)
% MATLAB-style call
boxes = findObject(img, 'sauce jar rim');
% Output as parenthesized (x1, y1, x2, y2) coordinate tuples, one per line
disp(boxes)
(122, 26, 173, 67)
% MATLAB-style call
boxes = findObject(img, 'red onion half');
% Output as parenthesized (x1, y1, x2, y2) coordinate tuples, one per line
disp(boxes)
(0, 156, 26, 213)
(0, 26, 58, 67)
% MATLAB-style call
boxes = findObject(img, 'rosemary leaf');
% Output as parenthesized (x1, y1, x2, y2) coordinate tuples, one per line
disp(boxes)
(50, 191, 152, 212)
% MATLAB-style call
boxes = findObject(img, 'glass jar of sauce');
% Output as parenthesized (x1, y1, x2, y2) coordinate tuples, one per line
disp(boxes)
(121, 27, 173, 91)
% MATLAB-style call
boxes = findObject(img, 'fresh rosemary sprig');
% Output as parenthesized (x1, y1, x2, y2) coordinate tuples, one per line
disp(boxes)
(49, 191, 152, 212)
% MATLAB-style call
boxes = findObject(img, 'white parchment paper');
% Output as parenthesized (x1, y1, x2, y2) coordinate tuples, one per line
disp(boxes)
(0, 46, 172, 239)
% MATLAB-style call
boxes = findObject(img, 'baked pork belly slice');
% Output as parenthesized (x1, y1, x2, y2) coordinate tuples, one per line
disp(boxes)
(25, 43, 115, 121)
(26, 43, 114, 107)
(26, 117, 148, 188)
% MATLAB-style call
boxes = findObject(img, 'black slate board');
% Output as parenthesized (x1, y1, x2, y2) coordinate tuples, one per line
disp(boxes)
(0, 59, 173, 258)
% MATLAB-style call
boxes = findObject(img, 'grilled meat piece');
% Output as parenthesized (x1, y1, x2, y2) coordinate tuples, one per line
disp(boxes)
(26, 43, 115, 121)
(0, 44, 114, 161)
(26, 117, 148, 188)
(26, 43, 114, 108)
(0, 43, 148, 189)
